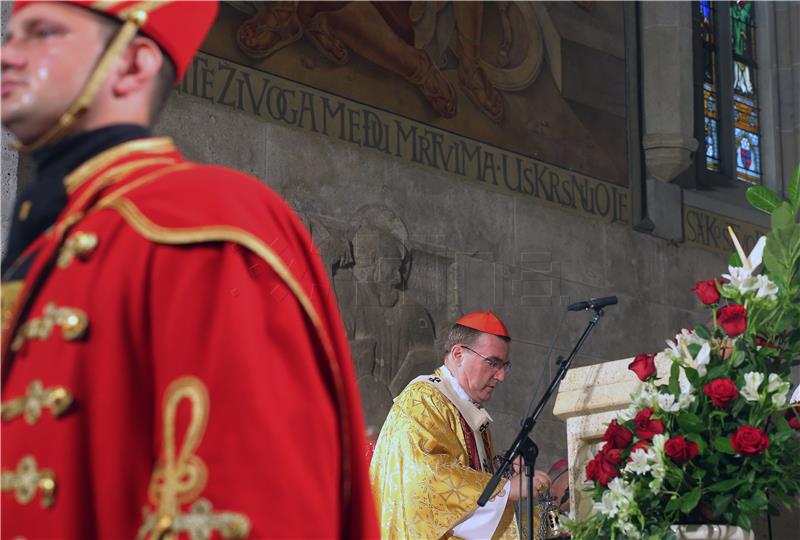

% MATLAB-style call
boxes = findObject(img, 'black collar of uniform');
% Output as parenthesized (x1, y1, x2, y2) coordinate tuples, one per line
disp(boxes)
(32, 124, 152, 182)
(2, 124, 152, 276)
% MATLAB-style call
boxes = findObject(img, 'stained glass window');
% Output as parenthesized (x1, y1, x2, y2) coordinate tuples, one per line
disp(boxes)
(699, 0, 719, 171)
(694, 1, 763, 185)
(730, 0, 761, 184)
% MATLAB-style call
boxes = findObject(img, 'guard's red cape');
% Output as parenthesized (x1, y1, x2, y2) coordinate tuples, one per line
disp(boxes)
(1, 137, 379, 539)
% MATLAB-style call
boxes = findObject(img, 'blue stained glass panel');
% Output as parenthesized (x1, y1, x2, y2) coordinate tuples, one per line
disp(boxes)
(705, 117, 720, 171)
(735, 128, 761, 183)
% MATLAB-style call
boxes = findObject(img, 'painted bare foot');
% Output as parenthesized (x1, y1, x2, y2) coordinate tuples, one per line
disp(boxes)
(237, 3, 302, 59)
(407, 51, 456, 119)
(458, 58, 504, 123)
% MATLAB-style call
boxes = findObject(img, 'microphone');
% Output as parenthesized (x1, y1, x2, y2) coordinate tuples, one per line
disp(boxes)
(567, 296, 618, 312)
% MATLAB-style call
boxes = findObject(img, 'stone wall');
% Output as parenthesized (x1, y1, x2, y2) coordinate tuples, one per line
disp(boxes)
(2, 2, 798, 537)
(155, 92, 727, 473)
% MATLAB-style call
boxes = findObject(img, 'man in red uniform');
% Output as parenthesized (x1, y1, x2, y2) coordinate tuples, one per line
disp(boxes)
(0, 2, 378, 538)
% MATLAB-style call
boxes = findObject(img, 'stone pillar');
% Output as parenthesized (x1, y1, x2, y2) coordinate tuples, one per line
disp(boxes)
(639, 2, 698, 241)
(553, 355, 669, 520)
(1, 2, 18, 257)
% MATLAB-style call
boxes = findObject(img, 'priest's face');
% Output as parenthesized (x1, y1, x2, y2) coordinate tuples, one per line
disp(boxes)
(1, 3, 108, 143)
(452, 333, 510, 404)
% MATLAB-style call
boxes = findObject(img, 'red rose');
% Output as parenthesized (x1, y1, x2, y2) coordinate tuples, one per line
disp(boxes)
(703, 378, 739, 409)
(628, 353, 657, 381)
(787, 405, 800, 431)
(585, 444, 622, 487)
(731, 425, 769, 455)
(717, 304, 747, 337)
(628, 439, 652, 461)
(634, 408, 665, 440)
(692, 279, 721, 305)
(664, 435, 699, 464)
(603, 419, 633, 449)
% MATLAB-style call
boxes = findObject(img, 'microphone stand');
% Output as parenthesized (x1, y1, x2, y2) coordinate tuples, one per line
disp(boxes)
(477, 307, 607, 540)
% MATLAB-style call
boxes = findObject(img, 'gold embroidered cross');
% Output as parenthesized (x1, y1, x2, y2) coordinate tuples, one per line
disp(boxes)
(137, 498, 251, 540)
(1, 380, 74, 425)
(1, 455, 56, 508)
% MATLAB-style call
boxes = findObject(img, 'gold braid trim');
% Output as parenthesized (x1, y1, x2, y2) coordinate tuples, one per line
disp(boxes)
(149, 376, 210, 540)
(103, 196, 353, 510)
(15, 11, 148, 152)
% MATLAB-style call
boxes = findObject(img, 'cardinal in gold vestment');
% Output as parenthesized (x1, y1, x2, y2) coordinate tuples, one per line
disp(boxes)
(370, 312, 551, 539)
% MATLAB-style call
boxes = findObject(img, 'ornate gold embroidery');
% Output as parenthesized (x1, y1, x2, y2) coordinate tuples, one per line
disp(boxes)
(104, 197, 354, 506)
(1, 380, 74, 424)
(1, 280, 25, 333)
(1, 456, 56, 508)
(11, 303, 89, 352)
(146, 376, 211, 539)
(64, 137, 176, 193)
(137, 498, 252, 540)
(57, 231, 99, 268)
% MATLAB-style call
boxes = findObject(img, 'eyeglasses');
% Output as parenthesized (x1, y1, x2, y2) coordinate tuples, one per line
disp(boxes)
(460, 345, 512, 373)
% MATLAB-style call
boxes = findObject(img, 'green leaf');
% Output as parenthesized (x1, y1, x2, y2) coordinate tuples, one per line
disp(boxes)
(738, 489, 768, 514)
(763, 224, 800, 287)
(730, 349, 746, 367)
(708, 477, 744, 492)
(713, 436, 736, 455)
(680, 487, 702, 514)
(666, 496, 682, 513)
(729, 251, 743, 267)
(677, 412, 705, 434)
(684, 366, 700, 387)
(746, 185, 782, 214)
(735, 512, 752, 531)
(694, 325, 712, 340)
(789, 163, 800, 212)
(669, 362, 680, 395)
(712, 493, 733, 515)
(772, 201, 795, 230)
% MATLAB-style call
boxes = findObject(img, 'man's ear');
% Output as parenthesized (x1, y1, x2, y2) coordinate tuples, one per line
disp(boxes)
(111, 36, 162, 98)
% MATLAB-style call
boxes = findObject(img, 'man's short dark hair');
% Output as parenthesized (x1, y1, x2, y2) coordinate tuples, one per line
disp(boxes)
(148, 56, 176, 122)
(443, 323, 511, 354)
(96, 13, 176, 124)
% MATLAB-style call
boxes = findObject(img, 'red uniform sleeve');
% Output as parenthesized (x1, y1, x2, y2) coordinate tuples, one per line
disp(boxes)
(144, 239, 350, 538)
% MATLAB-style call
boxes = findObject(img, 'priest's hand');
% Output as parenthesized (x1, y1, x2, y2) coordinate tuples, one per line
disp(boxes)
(507, 469, 551, 501)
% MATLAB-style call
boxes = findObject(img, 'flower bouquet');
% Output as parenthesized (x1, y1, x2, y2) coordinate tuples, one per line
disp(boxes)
(568, 167, 800, 540)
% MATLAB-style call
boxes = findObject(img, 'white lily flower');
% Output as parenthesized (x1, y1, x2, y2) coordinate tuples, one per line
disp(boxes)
(754, 275, 779, 300)
(594, 490, 620, 517)
(772, 391, 788, 408)
(631, 382, 657, 409)
(741, 372, 765, 402)
(722, 266, 759, 293)
(656, 393, 679, 413)
(767, 373, 790, 407)
(728, 230, 766, 272)
(694, 342, 711, 377)
(677, 374, 697, 409)
(625, 448, 654, 475)
(649, 459, 666, 494)
(620, 520, 642, 540)
(618, 405, 638, 422)
(651, 434, 668, 454)
(767, 373, 787, 392)
(608, 477, 635, 502)
(677, 328, 708, 347)
(678, 392, 696, 409)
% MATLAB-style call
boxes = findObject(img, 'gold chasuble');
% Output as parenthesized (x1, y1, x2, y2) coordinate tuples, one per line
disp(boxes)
(370, 369, 522, 539)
